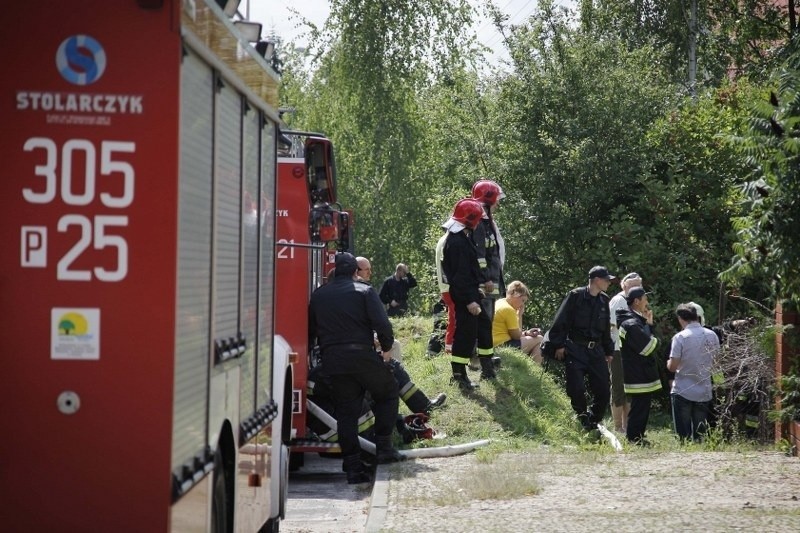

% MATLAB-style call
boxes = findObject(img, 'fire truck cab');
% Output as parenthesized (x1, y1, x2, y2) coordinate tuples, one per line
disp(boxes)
(275, 132, 354, 461)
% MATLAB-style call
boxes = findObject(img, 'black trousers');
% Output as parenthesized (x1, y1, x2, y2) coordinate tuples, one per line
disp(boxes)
(564, 343, 610, 423)
(627, 392, 654, 443)
(329, 355, 399, 458)
(451, 298, 493, 361)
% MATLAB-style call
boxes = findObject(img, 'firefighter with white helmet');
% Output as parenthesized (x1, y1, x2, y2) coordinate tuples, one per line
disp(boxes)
(441, 198, 491, 390)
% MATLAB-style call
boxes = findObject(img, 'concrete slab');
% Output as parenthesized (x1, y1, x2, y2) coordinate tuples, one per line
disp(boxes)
(281, 453, 374, 533)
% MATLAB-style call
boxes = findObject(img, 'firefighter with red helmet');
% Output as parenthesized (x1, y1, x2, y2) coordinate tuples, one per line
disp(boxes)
(471, 180, 506, 298)
(471, 179, 506, 371)
(441, 198, 493, 390)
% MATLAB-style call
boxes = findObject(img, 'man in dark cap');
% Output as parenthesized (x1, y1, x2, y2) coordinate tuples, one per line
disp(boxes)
(616, 286, 660, 445)
(548, 266, 616, 431)
(309, 252, 405, 484)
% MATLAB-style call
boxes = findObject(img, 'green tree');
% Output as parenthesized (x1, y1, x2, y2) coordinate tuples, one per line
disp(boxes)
(491, 3, 677, 321)
(280, 0, 477, 312)
(412, 68, 510, 305)
(486, 2, 761, 330)
(723, 38, 800, 304)
(632, 81, 760, 323)
(578, 0, 797, 87)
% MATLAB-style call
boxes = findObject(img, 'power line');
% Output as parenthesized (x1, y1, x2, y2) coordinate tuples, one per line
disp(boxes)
(482, 0, 537, 50)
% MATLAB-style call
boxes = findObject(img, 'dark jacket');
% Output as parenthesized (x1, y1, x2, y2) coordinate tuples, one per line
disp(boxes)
(616, 307, 661, 394)
(379, 273, 417, 312)
(549, 286, 613, 357)
(309, 275, 394, 373)
(472, 215, 504, 296)
(442, 230, 482, 305)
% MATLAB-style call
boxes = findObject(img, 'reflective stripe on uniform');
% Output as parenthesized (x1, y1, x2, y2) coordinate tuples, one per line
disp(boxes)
(477, 258, 488, 268)
(358, 411, 375, 433)
(451, 354, 471, 365)
(640, 337, 658, 356)
(624, 380, 662, 394)
(477, 347, 494, 356)
(400, 382, 418, 401)
(479, 283, 500, 295)
(319, 428, 338, 442)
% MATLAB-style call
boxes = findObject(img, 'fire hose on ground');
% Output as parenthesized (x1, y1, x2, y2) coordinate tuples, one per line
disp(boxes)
(306, 399, 490, 458)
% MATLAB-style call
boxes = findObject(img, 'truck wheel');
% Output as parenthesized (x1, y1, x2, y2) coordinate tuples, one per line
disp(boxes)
(211, 451, 231, 533)
(279, 444, 289, 519)
(261, 517, 279, 532)
(289, 451, 304, 472)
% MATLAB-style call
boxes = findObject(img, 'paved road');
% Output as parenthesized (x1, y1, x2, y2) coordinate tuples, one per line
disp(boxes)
(282, 453, 376, 532)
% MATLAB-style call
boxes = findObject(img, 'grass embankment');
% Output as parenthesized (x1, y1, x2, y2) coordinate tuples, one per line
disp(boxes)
(389, 316, 772, 500)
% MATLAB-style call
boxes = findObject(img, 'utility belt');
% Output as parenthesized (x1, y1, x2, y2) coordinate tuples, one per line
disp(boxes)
(570, 337, 600, 349)
(326, 343, 375, 352)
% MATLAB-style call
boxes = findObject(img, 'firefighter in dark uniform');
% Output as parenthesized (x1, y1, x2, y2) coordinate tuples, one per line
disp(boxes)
(308, 252, 405, 484)
(441, 198, 491, 389)
(549, 266, 616, 430)
(616, 286, 660, 444)
(471, 179, 506, 370)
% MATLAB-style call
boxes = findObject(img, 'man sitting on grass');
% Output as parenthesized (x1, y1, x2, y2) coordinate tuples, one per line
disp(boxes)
(492, 280, 544, 363)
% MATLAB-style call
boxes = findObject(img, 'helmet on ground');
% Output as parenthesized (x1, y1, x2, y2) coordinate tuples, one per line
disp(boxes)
(398, 413, 435, 443)
(451, 198, 484, 230)
(471, 179, 505, 206)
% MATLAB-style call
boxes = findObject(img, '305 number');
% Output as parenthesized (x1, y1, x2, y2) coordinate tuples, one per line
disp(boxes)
(23, 137, 135, 207)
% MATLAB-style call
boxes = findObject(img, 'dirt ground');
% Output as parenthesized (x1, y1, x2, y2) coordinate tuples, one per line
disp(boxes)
(379, 449, 800, 532)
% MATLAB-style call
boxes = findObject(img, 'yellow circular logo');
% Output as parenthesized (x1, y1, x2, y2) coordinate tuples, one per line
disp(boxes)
(58, 312, 89, 335)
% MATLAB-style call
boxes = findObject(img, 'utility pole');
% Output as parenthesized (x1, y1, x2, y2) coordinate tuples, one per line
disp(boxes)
(688, 0, 697, 98)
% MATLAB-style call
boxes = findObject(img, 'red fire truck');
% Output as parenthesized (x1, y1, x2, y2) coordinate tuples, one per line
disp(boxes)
(275, 131, 354, 461)
(1, 1, 294, 531)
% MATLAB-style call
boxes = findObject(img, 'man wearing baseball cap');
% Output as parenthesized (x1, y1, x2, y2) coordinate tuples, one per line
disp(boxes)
(309, 252, 405, 483)
(616, 286, 660, 445)
(548, 266, 616, 431)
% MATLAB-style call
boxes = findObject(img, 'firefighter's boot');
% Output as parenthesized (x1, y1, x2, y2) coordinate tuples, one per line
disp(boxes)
(469, 354, 481, 371)
(404, 387, 432, 415)
(426, 393, 447, 413)
(450, 363, 478, 391)
(480, 357, 497, 380)
(343, 453, 371, 484)
(375, 435, 406, 464)
(405, 387, 447, 415)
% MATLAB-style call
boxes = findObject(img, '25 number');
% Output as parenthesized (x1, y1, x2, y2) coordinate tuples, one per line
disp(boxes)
(57, 215, 128, 282)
